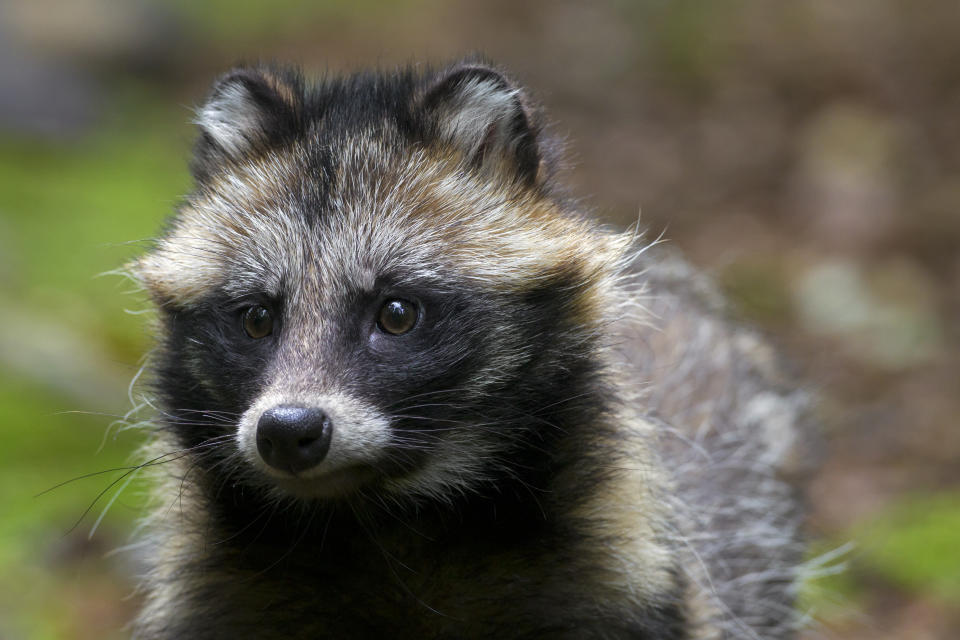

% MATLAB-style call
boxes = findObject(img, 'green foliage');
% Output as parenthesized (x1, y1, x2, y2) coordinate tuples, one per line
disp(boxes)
(0, 89, 190, 638)
(0, 97, 188, 310)
(802, 492, 960, 629)
(857, 492, 960, 605)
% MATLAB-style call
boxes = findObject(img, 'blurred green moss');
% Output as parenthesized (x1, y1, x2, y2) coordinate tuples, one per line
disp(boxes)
(857, 492, 960, 605)
(802, 491, 960, 630)
(0, 91, 190, 354)
(0, 88, 189, 639)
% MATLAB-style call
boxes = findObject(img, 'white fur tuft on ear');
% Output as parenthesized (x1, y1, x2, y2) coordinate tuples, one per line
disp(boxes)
(423, 65, 540, 183)
(195, 80, 268, 157)
(439, 77, 521, 158)
(193, 68, 301, 165)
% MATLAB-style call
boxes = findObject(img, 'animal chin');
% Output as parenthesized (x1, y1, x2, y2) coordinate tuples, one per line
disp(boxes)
(269, 464, 379, 499)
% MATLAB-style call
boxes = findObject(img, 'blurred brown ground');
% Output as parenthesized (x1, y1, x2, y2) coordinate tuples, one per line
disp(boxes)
(2, 0, 958, 637)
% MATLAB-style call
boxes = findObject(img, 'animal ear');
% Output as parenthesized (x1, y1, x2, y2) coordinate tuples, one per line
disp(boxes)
(421, 64, 541, 185)
(194, 67, 302, 165)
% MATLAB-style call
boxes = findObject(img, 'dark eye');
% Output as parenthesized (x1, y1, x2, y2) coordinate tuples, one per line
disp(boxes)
(242, 305, 274, 339)
(377, 299, 418, 335)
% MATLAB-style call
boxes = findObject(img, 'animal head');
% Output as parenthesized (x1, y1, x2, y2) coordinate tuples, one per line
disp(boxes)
(132, 62, 632, 506)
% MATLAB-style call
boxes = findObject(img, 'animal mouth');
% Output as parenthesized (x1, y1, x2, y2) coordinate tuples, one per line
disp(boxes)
(272, 463, 378, 499)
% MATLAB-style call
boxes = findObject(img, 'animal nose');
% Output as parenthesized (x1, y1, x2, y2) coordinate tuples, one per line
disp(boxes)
(256, 406, 333, 474)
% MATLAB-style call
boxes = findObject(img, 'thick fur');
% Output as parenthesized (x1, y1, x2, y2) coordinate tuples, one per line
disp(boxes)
(129, 61, 809, 639)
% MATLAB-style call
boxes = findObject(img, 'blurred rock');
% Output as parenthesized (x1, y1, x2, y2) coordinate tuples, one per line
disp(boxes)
(794, 259, 943, 370)
(1, 0, 182, 71)
(0, 34, 100, 137)
(0, 0, 186, 137)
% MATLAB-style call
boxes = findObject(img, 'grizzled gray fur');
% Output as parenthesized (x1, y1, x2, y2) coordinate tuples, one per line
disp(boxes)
(128, 60, 812, 639)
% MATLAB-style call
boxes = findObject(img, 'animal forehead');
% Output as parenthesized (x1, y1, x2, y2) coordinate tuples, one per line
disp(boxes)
(212, 138, 550, 250)
(144, 136, 606, 306)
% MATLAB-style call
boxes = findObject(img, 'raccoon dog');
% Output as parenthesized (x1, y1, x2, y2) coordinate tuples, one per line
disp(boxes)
(130, 61, 810, 639)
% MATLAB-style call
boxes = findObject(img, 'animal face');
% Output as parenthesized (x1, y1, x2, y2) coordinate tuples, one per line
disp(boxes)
(134, 64, 629, 505)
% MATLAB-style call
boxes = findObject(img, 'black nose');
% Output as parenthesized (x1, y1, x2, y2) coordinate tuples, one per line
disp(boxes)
(256, 406, 333, 474)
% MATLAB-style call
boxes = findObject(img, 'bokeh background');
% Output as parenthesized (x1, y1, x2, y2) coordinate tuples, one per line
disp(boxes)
(1, 1, 958, 638)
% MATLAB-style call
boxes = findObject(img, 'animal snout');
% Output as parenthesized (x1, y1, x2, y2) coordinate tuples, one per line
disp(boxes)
(256, 405, 333, 473)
